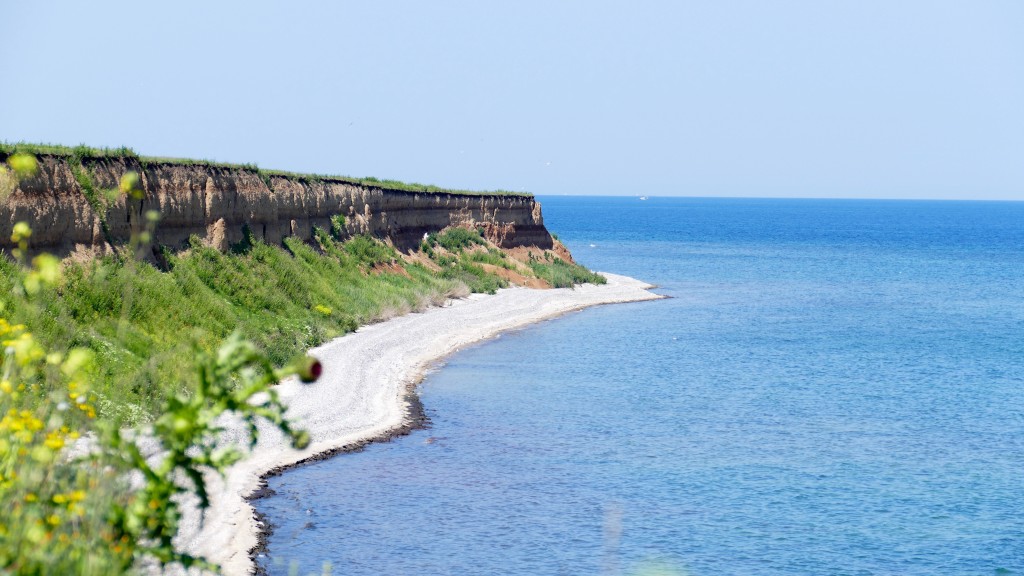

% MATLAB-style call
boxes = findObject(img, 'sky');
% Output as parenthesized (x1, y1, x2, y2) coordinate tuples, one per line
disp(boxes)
(2, 1, 1022, 200)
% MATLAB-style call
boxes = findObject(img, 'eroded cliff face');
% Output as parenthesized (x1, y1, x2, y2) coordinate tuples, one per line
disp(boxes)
(0, 155, 553, 258)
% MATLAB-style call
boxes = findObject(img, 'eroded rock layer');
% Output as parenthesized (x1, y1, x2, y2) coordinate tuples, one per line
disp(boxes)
(0, 156, 554, 257)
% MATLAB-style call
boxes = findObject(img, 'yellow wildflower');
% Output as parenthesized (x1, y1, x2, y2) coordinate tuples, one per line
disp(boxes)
(43, 431, 65, 450)
(7, 153, 39, 179)
(11, 222, 31, 243)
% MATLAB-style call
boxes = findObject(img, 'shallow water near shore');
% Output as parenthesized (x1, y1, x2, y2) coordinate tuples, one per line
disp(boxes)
(257, 197, 1024, 575)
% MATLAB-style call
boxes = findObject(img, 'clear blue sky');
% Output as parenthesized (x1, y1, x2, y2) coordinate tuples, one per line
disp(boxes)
(2, 1, 1022, 199)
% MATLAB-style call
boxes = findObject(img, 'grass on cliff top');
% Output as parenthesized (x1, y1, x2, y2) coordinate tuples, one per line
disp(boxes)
(0, 141, 529, 197)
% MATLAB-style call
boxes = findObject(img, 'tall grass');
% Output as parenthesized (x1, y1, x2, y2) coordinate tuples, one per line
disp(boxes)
(422, 228, 606, 292)
(0, 231, 464, 424)
(528, 251, 607, 288)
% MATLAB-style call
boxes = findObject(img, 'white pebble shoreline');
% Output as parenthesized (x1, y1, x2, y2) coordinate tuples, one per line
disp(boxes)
(175, 273, 664, 575)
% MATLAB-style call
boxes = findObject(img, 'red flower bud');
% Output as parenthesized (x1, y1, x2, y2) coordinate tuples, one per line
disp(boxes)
(298, 356, 322, 383)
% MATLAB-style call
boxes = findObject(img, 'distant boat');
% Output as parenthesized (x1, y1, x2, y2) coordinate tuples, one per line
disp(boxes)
(639, 196, 648, 200)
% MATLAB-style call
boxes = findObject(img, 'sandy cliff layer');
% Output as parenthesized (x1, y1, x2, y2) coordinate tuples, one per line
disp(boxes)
(0, 155, 554, 257)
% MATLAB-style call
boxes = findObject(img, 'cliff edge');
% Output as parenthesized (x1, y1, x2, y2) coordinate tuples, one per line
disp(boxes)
(0, 153, 554, 258)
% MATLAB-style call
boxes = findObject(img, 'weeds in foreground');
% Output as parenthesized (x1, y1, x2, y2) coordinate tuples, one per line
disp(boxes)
(1, 169, 317, 573)
(0, 312, 316, 574)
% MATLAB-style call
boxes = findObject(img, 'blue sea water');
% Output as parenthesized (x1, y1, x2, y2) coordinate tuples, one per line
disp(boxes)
(257, 197, 1024, 575)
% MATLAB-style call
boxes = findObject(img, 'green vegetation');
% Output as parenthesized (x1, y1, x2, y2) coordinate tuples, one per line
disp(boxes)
(422, 228, 507, 294)
(0, 317, 313, 574)
(1, 204, 313, 574)
(0, 147, 605, 424)
(425, 227, 485, 252)
(467, 247, 515, 270)
(440, 259, 506, 295)
(528, 250, 607, 288)
(0, 141, 528, 197)
(0, 142, 139, 160)
(0, 230, 464, 425)
(329, 214, 346, 240)
(421, 227, 606, 292)
(0, 149, 606, 573)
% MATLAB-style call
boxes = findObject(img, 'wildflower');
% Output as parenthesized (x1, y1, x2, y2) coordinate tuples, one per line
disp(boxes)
(7, 153, 39, 178)
(119, 171, 144, 199)
(31, 254, 61, 286)
(11, 221, 31, 243)
(61, 348, 93, 377)
(296, 356, 322, 383)
(44, 430, 65, 450)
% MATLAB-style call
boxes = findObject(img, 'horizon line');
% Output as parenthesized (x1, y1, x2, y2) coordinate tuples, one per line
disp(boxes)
(536, 194, 1024, 202)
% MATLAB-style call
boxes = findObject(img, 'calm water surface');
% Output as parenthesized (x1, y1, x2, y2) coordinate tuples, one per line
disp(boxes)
(258, 198, 1024, 575)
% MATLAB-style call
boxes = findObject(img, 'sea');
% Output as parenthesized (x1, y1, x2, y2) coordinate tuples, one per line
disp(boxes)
(256, 197, 1024, 575)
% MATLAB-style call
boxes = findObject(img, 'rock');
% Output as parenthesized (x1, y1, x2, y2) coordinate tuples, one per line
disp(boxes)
(0, 156, 555, 258)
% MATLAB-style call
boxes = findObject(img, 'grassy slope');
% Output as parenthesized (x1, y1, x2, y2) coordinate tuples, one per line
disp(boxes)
(1, 145, 602, 423)
(2, 230, 468, 424)
(2, 226, 603, 424)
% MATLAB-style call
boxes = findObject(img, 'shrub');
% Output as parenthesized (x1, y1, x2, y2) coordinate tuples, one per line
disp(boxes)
(330, 214, 346, 240)
(430, 227, 484, 252)
(343, 235, 395, 267)
(528, 258, 607, 288)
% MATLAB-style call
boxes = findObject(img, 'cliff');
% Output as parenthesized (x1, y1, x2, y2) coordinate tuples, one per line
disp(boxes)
(0, 154, 554, 258)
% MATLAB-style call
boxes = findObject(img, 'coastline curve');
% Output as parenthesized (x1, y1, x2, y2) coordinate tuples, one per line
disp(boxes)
(174, 273, 665, 575)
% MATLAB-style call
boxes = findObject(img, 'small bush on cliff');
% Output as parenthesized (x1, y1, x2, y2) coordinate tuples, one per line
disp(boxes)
(344, 234, 396, 267)
(330, 214, 346, 240)
(428, 227, 486, 252)
(440, 259, 507, 295)
(468, 248, 514, 270)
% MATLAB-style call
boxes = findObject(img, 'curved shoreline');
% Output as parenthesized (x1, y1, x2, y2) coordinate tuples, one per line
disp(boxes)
(176, 273, 665, 575)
